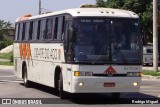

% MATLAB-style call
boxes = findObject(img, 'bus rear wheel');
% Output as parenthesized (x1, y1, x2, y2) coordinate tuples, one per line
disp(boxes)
(58, 72, 68, 99)
(23, 65, 30, 87)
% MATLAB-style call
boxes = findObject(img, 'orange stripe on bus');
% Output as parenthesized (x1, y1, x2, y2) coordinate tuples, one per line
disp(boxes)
(23, 43, 27, 59)
(19, 43, 23, 59)
(26, 43, 31, 61)
(19, 43, 31, 63)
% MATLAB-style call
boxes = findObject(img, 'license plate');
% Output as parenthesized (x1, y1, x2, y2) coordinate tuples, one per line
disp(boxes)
(104, 83, 115, 87)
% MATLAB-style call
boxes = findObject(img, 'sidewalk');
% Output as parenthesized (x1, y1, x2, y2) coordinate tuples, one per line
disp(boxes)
(0, 59, 10, 62)
(142, 75, 160, 80)
(0, 65, 13, 69)
(143, 66, 160, 71)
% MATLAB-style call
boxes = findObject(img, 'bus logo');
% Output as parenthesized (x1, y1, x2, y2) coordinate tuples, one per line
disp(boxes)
(104, 66, 117, 76)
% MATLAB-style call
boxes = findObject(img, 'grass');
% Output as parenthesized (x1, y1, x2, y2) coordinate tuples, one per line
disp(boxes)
(0, 52, 13, 66)
(0, 62, 13, 66)
(0, 52, 13, 59)
(142, 70, 160, 76)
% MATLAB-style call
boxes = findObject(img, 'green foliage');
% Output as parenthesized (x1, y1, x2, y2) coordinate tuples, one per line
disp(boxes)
(0, 41, 6, 50)
(0, 39, 13, 50)
(102, 0, 124, 9)
(143, 70, 160, 76)
(0, 19, 13, 51)
(96, 0, 106, 7)
(0, 52, 13, 60)
(9, 52, 13, 62)
(0, 19, 12, 40)
(96, 0, 160, 43)
(0, 62, 13, 66)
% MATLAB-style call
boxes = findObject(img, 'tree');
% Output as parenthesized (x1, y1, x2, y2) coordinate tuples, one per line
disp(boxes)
(0, 19, 12, 40)
(0, 19, 12, 50)
(96, 0, 160, 44)
(96, 0, 106, 7)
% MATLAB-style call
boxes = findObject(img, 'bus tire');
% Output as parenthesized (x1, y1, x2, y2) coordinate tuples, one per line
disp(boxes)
(23, 65, 30, 88)
(112, 93, 120, 99)
(59, 72, 68, 99)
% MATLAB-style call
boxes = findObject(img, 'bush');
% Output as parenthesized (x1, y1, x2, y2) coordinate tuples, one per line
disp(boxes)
(0, 41, 6, 50)
(143, 70, 160, 76)
(0, 39, 13, 50)
(9, 52, 13, 62)
(0, 52, 13, 62)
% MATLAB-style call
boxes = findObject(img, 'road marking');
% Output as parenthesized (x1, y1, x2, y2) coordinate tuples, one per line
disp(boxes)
(0, 79, 23, 84)
(141, 85, 160, 88)
(141, 90, 160, 92)
(0, 66, 13, 69)
(0, 75, 16, 77)
(142, 79, 160, 81)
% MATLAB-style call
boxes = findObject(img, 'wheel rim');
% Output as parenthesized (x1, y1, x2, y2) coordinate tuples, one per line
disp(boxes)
(23, 66, 27, 84)
(24, 74, 26, 83)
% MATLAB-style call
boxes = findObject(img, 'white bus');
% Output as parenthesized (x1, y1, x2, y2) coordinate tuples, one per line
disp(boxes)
(14, 6, 142, 99)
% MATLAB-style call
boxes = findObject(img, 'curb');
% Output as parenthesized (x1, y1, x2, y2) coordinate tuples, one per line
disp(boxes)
(0, 65, 13, 69)
(142, 67, 160, 71)
(142, 75, 160, 80)
(0, 59, 10, 62)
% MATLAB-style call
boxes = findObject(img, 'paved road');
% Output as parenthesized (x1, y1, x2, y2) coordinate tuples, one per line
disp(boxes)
(0, 68, 160, 107)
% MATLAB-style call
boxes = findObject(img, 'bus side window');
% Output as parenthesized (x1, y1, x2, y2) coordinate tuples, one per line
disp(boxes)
(29, 21, 33, 40)
(46, 18, 53, 40)
(54, 17, 58, 40)
(51, 18, 55, 40)
(15, 23, 19, 41)
(61, 16, 65, 40)
(33, 20, 38, 41)
(57, 16, 64, 40)
(64, 21, 69, 52)
(18, 23, 23, 41)
(22, 22, 26, 41)
(37, 20, 41, 40)
(25, 22, 30, 41)
(40, 19, 47, 40)
(64, 20, 72, 52)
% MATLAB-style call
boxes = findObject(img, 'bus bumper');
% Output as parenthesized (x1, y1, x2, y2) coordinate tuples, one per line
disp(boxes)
(70, 77, 141, 93)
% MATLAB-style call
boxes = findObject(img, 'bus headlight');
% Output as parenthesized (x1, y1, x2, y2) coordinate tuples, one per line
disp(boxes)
(74, 71, 93, 76)
(79, 82, 84, 86)
(127, 72, 142, 77)
(133, 82, 138, 86)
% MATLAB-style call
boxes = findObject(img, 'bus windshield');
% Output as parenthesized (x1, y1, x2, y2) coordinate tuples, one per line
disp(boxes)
(72, 18, 142, 64)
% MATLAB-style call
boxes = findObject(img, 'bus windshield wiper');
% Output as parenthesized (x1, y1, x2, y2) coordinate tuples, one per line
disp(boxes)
(92, 44, 109, 64)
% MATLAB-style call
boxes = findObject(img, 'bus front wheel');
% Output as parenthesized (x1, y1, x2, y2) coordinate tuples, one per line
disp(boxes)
(23, 65, 30, 87)
(58, 72, 68, 99)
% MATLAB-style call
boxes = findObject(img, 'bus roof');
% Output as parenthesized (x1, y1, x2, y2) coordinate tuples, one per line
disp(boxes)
(16, 8, 139, 22)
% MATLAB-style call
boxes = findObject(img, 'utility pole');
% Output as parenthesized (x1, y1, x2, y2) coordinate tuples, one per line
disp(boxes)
(39, 0, 41, 15)
(153, 0, 158, 71)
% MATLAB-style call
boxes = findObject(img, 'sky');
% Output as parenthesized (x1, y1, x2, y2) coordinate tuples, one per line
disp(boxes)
(0, 0, 96, 24)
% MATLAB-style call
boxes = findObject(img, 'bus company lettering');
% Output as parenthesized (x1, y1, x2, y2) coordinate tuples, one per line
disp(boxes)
(34, 48, 61, 60)
(124, 66, 139, 71)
